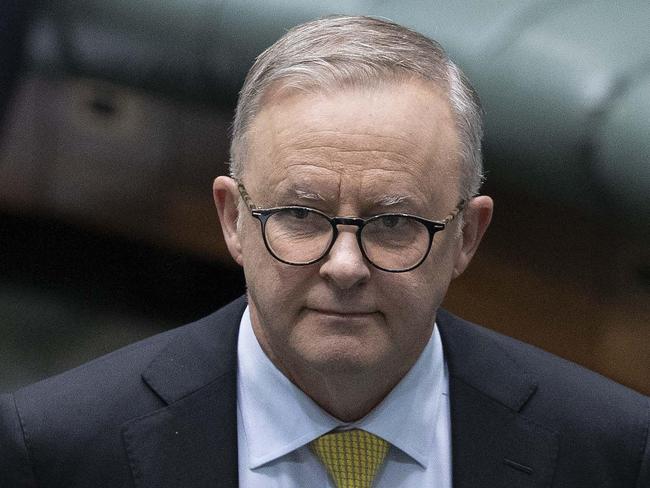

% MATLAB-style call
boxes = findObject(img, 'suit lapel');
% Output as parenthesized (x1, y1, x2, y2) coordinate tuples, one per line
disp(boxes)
(437, 310, 559, 488)
(121, 297, 247, 488)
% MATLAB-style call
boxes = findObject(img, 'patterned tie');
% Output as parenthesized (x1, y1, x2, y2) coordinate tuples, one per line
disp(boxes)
(310, 429, 389, 488)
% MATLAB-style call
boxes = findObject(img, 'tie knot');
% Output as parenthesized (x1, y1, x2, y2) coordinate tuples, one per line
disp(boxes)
(310, 429, 389, 488)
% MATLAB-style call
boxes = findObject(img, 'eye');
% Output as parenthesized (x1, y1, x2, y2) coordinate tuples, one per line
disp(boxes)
(378, 215, 401, 228)
(288, 208, 310, 219)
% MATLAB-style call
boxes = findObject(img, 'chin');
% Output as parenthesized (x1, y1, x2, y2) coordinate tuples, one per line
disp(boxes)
(297, 339, 386, 375)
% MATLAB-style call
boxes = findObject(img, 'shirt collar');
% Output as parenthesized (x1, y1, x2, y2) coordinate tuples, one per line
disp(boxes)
(237, 306, 447, 469)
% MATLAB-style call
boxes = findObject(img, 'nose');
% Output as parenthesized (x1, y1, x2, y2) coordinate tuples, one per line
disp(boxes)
(319, 227, 371, 289)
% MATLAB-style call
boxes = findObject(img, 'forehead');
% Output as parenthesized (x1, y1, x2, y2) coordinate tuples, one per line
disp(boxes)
(244, 79, 461, 209)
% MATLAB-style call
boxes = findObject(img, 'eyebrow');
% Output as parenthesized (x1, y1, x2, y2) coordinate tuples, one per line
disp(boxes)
(284, 187, 413, 209)
(374, 194, 411, 207)
(290, 188, 326, 202)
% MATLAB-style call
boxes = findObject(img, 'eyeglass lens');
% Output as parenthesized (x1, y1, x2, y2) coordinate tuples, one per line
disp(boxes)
(362, 215, 430, 270)
(263, 208, 431, 271)
(265, 208, 333, 264)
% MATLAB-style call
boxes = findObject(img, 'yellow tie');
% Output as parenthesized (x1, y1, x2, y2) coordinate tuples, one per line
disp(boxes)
(310, 429, 389, 488)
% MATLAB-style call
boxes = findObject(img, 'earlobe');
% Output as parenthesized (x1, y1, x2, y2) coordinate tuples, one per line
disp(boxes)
(213, 176, 244, 266)
(452, 196, 493, 279)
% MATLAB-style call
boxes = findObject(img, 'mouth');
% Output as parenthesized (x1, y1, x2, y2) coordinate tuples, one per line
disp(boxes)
(308, 308, 377, 318)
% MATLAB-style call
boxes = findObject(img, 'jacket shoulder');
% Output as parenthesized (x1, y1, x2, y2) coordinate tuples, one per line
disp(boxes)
(1, 296, 246, 487)
(438, 309, 650, 485)
(14, 297, 245, 419)
(438, 309, 648, 416)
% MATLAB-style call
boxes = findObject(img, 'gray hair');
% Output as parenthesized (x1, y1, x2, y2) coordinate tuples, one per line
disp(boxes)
(229, 15, 484, 201)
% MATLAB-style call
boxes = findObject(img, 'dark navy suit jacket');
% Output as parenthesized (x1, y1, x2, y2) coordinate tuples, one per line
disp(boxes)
(1, 296, 649, 487)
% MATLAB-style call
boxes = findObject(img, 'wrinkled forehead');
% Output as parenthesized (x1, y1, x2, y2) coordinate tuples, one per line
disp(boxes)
(243, 79, 463, 209)
(249, 76, 458, 153)
(238, 72, 450, 154)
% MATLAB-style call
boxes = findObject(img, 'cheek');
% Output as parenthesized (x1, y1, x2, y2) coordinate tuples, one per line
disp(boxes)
(239, 220, 282, 285)
(379, 255, 455, 321)
(383, 276, 442, 313)
(241, 227, 311, 308)
(425, 233, 460, 279)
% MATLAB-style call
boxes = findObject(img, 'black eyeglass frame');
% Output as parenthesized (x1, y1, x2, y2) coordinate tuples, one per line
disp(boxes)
(236, 181, 466, 273)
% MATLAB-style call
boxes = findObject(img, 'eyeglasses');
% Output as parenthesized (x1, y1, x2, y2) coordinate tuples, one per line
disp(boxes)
(237, 181, 465, 273)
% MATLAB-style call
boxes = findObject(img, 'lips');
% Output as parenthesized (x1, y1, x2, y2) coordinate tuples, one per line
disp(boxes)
(308, 308, 377, 317)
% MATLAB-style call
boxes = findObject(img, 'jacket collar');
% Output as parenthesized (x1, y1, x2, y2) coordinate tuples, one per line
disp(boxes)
(122, 296, 247, 488)
(140, 296, 246, 404)
(437, 309, 559, 488)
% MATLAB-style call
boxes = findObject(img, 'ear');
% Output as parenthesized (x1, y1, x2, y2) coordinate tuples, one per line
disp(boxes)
(452, 195, 493, 279)
(213, 176, 244, 267)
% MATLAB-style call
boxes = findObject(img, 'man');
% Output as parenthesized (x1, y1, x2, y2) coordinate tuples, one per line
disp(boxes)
(1, 15, 648, 488)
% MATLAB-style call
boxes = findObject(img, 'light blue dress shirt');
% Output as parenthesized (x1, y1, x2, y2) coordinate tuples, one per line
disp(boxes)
(237, 306, 452, 487)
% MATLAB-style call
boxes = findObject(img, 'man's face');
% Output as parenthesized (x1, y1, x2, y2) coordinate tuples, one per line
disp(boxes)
(218, 79, 484, 393)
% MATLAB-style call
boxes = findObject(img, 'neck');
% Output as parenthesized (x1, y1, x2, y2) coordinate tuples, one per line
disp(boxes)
(294, 369, 407, 421)
(266, 347, 417, 422)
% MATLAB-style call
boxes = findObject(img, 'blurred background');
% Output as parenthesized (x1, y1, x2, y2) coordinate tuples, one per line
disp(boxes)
(1, 0, 648, 395)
